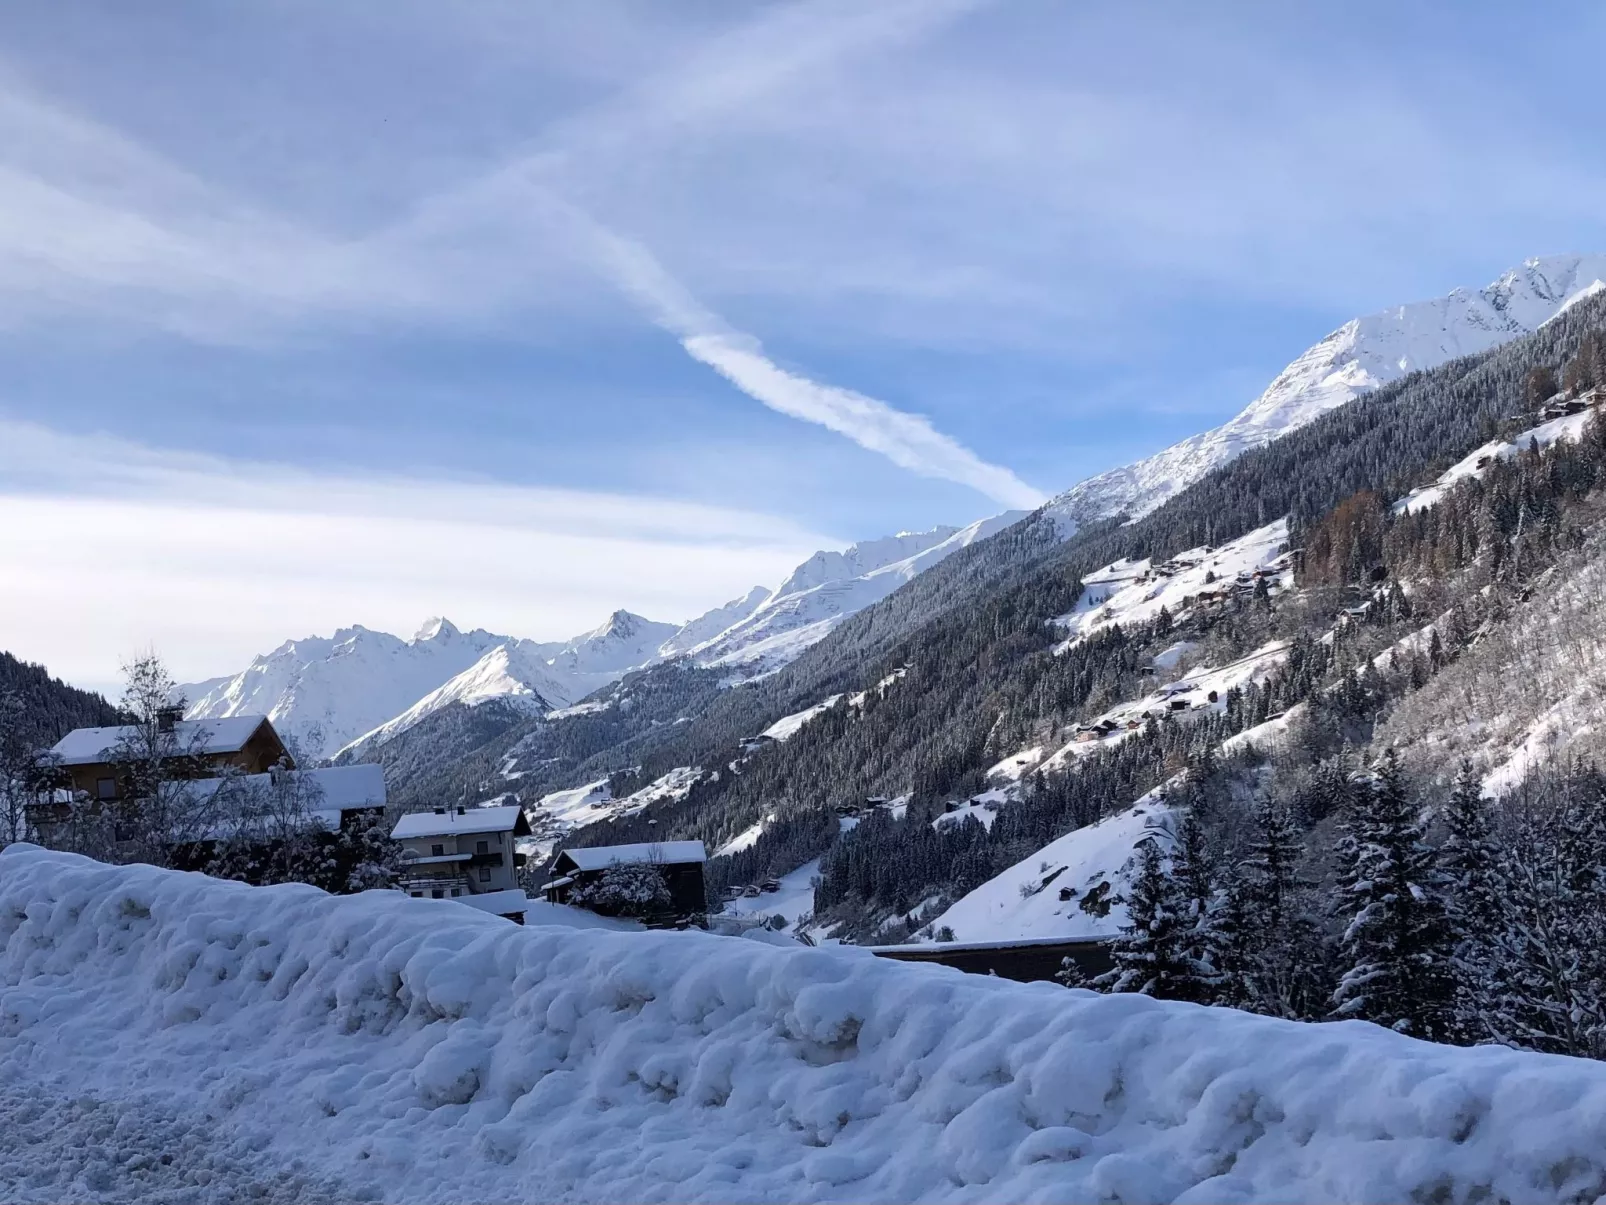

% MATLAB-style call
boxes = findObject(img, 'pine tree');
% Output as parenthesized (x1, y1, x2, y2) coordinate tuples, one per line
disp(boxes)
(1220, 796, 1326, 1018)
(1331, 752, 1455, 1039)
(1169, 813, 1223, 1003)
(1097, 838, 1197, 998)
(1437, 761, 1500, 1043)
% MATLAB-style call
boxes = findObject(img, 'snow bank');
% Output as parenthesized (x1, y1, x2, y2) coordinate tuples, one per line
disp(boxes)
(10, 847, 1606, 1204)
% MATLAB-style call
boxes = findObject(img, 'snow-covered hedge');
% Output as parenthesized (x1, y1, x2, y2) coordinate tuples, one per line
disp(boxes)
(5, 845, 1606, 1203)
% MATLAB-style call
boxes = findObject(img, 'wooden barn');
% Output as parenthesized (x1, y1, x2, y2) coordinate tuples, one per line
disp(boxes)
(544, 840, 707, 926)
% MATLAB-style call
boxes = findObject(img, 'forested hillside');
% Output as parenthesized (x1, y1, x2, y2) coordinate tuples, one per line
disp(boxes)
(536, 294, 1606, 909)
(361, 293, 1606, 992)
(0, 652, 123, 748)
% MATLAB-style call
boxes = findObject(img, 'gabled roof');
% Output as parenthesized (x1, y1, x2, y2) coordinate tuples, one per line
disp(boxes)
(49, 716, 272, 766)
(556, 840, 707, 872)
(392, 804, 529, 841)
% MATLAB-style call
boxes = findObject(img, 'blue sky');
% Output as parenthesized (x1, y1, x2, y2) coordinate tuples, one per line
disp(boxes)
(3, 0, 1605, 691)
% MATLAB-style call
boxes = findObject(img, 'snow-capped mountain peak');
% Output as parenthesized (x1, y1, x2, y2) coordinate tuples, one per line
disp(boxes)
(414, 616, 460, 642)
(337, 640, 572, 759)
(182, 621, 514, 760)
(768, 527, 961, 599)
(1045, 252, 1606, 533)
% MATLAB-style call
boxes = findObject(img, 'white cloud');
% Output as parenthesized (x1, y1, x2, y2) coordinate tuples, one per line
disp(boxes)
(566, 207, 1043, 507)
(0, 420, 832, 692)
(680, 333, 1043, 508)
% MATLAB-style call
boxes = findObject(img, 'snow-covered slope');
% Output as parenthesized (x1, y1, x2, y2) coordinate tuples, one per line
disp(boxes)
(545, 610, 680, 700)
(927, 791, 1174, 943)
(1053, 519, 1294, 652)
(1046, 253, 1606, 532)
(690, 513, 1027, 673)
(181, 619, 534, 760)
(337, 641, 574, 760)
(13, 845, 1606, 1204)
(1393, 406, 1598, 515)
(657, 586, 772, 657)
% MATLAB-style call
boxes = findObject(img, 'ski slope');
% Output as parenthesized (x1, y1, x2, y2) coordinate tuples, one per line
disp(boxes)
(11, 845, 1606, 1203)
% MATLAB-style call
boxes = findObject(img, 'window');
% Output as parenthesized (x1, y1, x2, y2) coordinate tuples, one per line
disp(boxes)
(478, 866, 492, 882)
(430, 889, 444, 899)
(96, 778, 116, 800)
(476, 840, 489, 855)
(450, 888, 461, 897)
(410, 891, 423, 898)
(431, 843, 445, 857)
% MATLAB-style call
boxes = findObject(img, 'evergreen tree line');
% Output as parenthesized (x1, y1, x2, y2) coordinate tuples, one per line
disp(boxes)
(0, 650, 124, 748)
(1088, 753, 1606, 1061)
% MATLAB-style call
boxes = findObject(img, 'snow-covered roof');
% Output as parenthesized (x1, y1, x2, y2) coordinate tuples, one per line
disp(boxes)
(392, 804, 526, 841)
(49, 716, 273, 766)
(558, 841, 707, 871)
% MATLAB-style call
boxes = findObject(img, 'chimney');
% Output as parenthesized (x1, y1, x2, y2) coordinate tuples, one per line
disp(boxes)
(156, 705, 183, 733)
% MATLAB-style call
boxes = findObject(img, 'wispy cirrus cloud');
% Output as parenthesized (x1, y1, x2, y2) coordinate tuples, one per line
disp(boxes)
(573, 209, 1043, 508)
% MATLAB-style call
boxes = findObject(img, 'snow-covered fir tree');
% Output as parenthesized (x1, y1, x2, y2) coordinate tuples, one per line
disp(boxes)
(1097, 837, 1206, 999)
(1331, 752, 1455, 1040)
(1436, 761, 1500, 1043)
(1480, 768, 1606, 1058)
(1169, 812, 1224, 1003)
(1220, 796, 1326, 1018)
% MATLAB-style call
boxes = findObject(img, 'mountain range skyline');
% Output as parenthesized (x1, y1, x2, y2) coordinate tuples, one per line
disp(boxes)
(3, 3, 1605, 696)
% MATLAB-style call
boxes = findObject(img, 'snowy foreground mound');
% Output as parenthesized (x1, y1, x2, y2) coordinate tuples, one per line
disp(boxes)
(7, 850, 1606, 1204)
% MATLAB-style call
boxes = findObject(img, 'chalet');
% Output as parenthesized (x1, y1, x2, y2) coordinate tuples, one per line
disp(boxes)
(543, 840, 707, 925)
(46, 711, 290, 804)
(27, 713, 308, 848)
(392, 804, 531, 921)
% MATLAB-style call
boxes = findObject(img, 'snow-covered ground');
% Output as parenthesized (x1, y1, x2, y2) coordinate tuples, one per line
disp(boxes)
(1393, 407, 1597, 515)
(524, 769, 704, 864)
(714, 819, 769, 859)
(14, 846, 1606, 1203)
(925, 792, 1173, 943)
(761, 696, 844, 742)
(1053, 520, 1293, 653)
(1036, 641, 1290, 775)
(719, 857, 822, 930)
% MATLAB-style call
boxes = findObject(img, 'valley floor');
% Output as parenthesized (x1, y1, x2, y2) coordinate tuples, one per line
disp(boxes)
(9, 845, 1606, 1204)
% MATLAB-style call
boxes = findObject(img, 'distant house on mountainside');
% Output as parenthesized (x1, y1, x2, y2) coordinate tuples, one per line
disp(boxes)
(391, 804, 531, 922)
(544, 841, 707, 926)
(44, 710, 291, 804)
